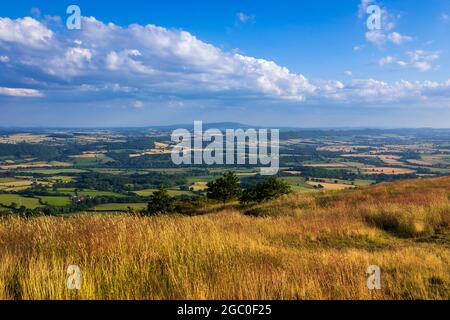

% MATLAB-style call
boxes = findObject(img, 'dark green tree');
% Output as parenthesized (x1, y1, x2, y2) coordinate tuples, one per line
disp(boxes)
(146, 188, 176, 215)
(240, 177, 291, 204)
(207, 172, 242, 204)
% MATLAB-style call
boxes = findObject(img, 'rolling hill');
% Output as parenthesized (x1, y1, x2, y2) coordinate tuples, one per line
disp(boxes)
(0, 176, 448, 300)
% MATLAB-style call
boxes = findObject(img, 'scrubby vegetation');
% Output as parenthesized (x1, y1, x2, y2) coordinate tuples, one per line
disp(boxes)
(206, 172, 242, 204)
(240, 177, 291, 204)
(0, 176, 448, 300)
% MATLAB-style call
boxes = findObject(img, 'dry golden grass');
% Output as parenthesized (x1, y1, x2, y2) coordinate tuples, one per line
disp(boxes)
(0, 177, 449, 300)
(362, 167, 416, 175)
(0, 161, 72, 170)
(306, 181, 356, 190)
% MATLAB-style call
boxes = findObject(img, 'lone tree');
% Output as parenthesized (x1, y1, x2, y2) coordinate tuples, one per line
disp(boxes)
(146, 188, 176, 215)
(207, 172, 242, 204)
(240, 177, 291, 204)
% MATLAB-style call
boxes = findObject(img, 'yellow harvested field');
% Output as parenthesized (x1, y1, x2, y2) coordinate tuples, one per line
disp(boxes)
(421, 155, 450, 165)
(70, 154, 98, 159)
(191, 181, 208, 191)
(0, 161, 71, 170)
(283, 170, 302, 175)
(154, 142, 170, 149)
(0, 180, 34, 188)
(0, 180, 50, 190)
(0, 134, 50, 144)
(307, 181, 356, 190)
(0, 162, 51, 169)
(378, 155, 403, 165)
(317, 145, 370, 152)
(280, 138, 302, 145)
(129, 149, 172, 157)
(363, 167, 415, 175)
(407, 159, 432, 166)
(341, 154, 405, 166)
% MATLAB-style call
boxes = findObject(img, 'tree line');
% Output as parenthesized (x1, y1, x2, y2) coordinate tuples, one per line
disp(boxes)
(144, 172, 291, 216)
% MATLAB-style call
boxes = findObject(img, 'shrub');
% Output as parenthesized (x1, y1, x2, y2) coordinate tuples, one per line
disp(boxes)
(240, 177, 291, 204)
(207, 172, 242, 204)
(146, 188, 176, 215)
(363, 204, 444, 237)
(174, 196, 209, 216)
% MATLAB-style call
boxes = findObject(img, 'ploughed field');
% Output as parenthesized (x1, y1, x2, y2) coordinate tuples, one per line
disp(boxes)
(0, 177, 449, 300)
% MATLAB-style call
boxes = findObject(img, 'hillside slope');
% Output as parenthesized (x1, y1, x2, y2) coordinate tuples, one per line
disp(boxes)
(0, 177, 449, 300)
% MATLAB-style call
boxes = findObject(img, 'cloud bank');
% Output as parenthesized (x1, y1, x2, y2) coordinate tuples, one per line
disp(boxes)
(0, 16, 449, 108)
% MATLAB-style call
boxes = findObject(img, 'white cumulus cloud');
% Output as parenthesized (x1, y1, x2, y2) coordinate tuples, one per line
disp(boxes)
(0, 15, 449, 108)
(0, 87, 43, 97)
(388, 32, 412, 44)
(380, 50, 440, 72)
(0, 17, 53, 48)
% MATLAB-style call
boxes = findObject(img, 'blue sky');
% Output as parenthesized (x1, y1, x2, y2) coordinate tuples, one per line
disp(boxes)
(0, 0, 449, 127)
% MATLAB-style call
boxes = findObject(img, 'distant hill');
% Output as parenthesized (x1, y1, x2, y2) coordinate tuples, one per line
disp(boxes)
(147, 122, 255, 131)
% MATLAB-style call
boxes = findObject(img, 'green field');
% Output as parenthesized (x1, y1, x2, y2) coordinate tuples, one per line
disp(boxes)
(78, 190, 125, 198)
(186, 176, 216, 184)
(92, 203, 147, 211)
(72, 157, 99, 166)
(38, 196, 71, 207)
(144, 168, 193, 174)
(0, 178, 20, 183)
(72, 155, 115, 167)
(279, 176, 312, 189)
(47, 176, 75, 183)
(0, 194, 42, 209)
(18, 169, 87, 174)
(307, 177, 374, 186)
(90, 168, 140, 175)
(49, 188, 124, 198)
(134, 188, 195, 197)
(53, 188, 77, 195)
(352, 179, 375, 186)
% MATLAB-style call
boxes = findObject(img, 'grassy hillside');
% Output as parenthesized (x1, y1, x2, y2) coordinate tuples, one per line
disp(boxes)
(0, 177, 449, 300)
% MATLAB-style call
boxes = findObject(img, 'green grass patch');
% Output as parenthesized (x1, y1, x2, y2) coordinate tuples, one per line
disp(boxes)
(280, 176, 312, 190)
(144, 168, 192, 174)
(38, 196, 71, 207)
(186, 176, 216, 184)
(18, 169, 87, 174)
(78, 190, 125, 198)
(90, 168, 139, 175)
(46, 176, 75, 183)
(92, 203, 147, 211)
(134, 188, 195, 197)
(0, 178, 20, 183)
(71, 155, 115, 167)
(0, 194, 42, 209)
(53, 188, 77, 195)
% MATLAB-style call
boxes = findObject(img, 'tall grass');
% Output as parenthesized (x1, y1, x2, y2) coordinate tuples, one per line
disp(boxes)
(0, 177, 449, 300)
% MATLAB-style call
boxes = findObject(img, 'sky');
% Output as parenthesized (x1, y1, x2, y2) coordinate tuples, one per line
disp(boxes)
(0, 0, 449, 128)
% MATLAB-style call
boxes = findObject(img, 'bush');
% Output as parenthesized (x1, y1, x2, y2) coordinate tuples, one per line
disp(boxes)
(207, 172, 242, 204)
(146, 188, 176, 215)
(363, 204, 444, 237)
(174, 196, 209, 216)
(240, 177, 291, 204)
